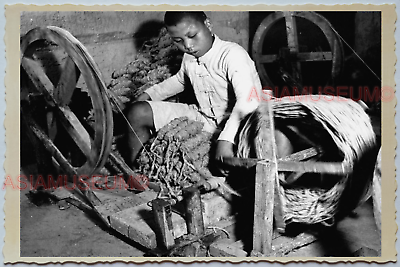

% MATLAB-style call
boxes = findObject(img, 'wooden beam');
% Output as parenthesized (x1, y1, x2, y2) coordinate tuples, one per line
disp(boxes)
(297, 52, 333, 62)
(183, 186, 205, 237)
(222, 147, 319, 169)
(279, 147, 319, 161)
(209, 239, 247, 257)
(274, 174, 286, 233)
(152, 199, 175, 249)
(277, 161, 351, 175)
(284, 11, 303, 85)
(252, 161, 275, 255)
(252, 96, 279, 256)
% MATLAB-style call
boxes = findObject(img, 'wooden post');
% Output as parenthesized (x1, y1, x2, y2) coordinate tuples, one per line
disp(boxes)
(152, 198, 175, 249)
(252, 160, 276, 255)
(252, 91, 285, 255)
(183, 186, 205, 237)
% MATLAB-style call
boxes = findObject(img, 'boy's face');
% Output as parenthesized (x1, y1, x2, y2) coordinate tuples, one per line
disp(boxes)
(167, 17, 214, 58)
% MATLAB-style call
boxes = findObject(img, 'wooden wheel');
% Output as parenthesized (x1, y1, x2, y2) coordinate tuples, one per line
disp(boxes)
(252, 11, 344, 90)
(20, 26, 113, 178)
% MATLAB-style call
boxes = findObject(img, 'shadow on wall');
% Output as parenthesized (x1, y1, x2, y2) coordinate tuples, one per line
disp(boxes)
(133, 20, 165, 51)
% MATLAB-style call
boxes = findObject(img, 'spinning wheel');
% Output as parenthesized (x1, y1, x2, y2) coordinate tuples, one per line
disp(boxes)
(252, 11, 344, 90)
(20, 26, 113, 179)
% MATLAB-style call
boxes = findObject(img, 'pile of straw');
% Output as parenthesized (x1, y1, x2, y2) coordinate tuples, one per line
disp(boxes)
(136, 117, 213, 198)
(237, 96, 376, 225)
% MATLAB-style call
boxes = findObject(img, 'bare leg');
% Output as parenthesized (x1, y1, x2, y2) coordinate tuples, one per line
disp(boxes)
(275, 129, 294, 158)
(125, 101, 155, 168)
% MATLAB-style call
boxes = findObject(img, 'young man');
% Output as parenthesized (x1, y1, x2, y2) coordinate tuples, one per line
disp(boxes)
(126, 11, 263, 175)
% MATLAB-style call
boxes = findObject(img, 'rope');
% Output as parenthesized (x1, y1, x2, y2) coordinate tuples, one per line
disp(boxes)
(105, 90, 153, 158)
(328, 24, 381, 83)
(237, 97, 376, 225)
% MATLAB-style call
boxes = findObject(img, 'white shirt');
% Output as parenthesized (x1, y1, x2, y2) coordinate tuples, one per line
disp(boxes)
(146, 35, 262, 144)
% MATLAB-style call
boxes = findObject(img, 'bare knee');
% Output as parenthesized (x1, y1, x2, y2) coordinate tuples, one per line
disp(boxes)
(125, 101, 154, 128)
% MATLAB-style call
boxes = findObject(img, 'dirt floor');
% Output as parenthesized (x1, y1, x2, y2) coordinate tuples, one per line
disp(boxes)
(19, 111, 382, 258)
(20, 183, 380, 258)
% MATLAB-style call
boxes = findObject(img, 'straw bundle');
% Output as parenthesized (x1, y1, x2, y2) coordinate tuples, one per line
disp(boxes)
(107, 27, 183, 110)
(237, 96, 376, 225)
(136, 117, 213, 198)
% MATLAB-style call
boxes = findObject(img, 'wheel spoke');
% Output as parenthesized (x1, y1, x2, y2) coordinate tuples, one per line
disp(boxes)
(46, 111, 58, 140)
(26, 116, 78, 176)
(54, 56, 81, 106)
(21, 57, 55, 101)
(22, 57, 94, 162)
(284, 11, 303, 85)
(277, 161, 351, 174)
(278, 147, 319, 161)
(258, 54, 278, 64)
(284, 12, 300, 54)
(21, 26, 114, 180)
(297, 52, 333, 62)
(56, 106, 94, 162)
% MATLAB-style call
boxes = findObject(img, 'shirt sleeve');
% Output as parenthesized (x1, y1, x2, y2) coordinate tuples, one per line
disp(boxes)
(145, 58, 186, 101)
(217, 46, 262, 144)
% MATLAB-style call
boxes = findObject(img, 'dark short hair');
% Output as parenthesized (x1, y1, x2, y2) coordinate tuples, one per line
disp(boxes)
(164, 11, 207, 26)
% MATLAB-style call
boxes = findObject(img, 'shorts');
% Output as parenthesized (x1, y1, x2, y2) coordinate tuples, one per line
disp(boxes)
(146, 101, 219, 134)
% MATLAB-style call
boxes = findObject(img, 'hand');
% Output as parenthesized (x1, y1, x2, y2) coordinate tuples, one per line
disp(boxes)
(133, 92, 151, 102)
(214, 140, 235, 176)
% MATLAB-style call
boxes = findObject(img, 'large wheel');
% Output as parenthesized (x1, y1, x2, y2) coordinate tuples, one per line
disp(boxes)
(252, 11, 344, 91)
(20, 26, 113, 178)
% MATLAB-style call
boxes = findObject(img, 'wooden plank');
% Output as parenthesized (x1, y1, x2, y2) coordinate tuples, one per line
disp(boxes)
(109, 201, 153, 240)
(252, 161, 276, 255)
(252, 95, 279, 256)
(96, 195, 148, 219)
(109, 200, 187, 249)
(270, 232, 317, 257)
(96, 190, 157, 219)
(209, 239, 247, 257)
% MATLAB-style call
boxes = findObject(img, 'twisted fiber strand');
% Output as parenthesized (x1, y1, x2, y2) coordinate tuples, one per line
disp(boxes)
(237, 96, 376, 224)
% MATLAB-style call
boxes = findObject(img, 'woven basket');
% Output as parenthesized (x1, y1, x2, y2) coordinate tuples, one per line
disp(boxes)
(237, 96, 376, 225)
